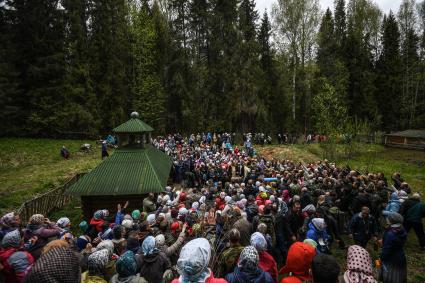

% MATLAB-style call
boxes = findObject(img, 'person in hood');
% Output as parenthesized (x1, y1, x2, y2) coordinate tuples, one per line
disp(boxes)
(137, 236, 170, 283)
(380, 212, 407, 283)
(225, 246, 274, 283)
(0, 229, 34, 283)
(250, 232, 278, 283)
(172, 238, 226, 283)
(279, 242, 316, 283)
(343, 245, 376, 283)
(110, 251, 148, 283)
(306, 218, 330, 254)
(382, 192, 401, 216)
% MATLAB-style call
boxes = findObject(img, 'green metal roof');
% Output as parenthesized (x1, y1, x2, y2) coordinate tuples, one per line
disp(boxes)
(385, 129, 425, 139)
(113, 118, 154, 133)
(66, 145, 172, 196)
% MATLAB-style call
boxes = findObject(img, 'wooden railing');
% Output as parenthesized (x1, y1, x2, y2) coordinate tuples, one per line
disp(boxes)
(17, 173, 85, 223)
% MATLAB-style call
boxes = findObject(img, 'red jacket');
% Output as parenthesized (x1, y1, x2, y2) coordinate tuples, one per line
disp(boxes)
(215, 197, 225, 210)
(259, 251, 278, 283)
(171, 271, 227, 283)
(90, 218, 105, 232)
(256, 196, 266, 206)
(0, 248, 34, 283)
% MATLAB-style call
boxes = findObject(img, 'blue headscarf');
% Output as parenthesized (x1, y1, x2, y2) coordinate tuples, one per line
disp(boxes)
(141, 236, 159, 256)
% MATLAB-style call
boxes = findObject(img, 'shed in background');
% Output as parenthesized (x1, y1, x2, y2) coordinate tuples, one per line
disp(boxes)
(384, 129, 425, 150)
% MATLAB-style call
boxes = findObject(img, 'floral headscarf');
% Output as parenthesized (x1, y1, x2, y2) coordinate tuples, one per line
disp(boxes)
(88, 249, 109, 275)
(177, 238, 211, 283)
(238, 246, 259, 270)
(250, 232, 267, 252)
(96, 240, 114, 258)
(344, 245, 377, 283)
(0, 212, 18, 228)
(29, 214, 44, 225)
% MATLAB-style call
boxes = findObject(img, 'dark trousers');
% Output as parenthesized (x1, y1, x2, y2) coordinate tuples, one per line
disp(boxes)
(404, 221, 425, 248)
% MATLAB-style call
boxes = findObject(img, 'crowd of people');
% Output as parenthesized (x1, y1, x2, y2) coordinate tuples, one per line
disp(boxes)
(1, 133, 425, 283)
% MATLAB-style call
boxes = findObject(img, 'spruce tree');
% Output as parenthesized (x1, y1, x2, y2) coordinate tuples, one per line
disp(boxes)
(12, 0, 68, 136)
(88, 0, 132, 130)
(375, 12, 402, 131)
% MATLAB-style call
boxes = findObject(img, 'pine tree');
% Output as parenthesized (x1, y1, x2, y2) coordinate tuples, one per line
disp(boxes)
(375, 12, 402, 131)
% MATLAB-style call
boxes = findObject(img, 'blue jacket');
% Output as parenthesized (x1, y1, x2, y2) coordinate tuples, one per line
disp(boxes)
(380, 226, 407, 266)
(306, 222, 329, 253)
(225, 266, 274, 283)
(383, 193, 401, 216)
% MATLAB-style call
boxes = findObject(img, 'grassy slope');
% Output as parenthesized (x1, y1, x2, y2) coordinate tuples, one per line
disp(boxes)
(0, 138, 102, 214)
(258, 143, 425, 282)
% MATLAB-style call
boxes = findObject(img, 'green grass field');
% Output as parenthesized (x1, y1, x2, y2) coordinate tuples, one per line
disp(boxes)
(1, 139, 425, 281)
(0, 138, 102, 214)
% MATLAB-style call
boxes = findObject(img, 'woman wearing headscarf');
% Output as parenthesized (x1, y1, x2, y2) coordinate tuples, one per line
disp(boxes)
(110, 251, 148, 283)
(306, 218, 330, 254)
(379, 212, 407, 283)
(342, 245, 377, 283)
(172, 238, 226, 283)
(0, 229, 34, 283)
(95, 240, 117, 281)
(137, 235, 171, 283)
(23, 214, 61, 260)
(279, 242, 316, 283)
(82, 249, 110, 283)
(225, 246, 274, 283)
(274, 200, 290, 266)
(250, 232, 278, 283)
(0, 212, 20, 241)
(24, 246, 80, 283)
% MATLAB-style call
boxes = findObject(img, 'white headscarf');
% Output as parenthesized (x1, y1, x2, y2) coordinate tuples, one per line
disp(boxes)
(312, 218, 326, 231)
(177, 238, 211, 283)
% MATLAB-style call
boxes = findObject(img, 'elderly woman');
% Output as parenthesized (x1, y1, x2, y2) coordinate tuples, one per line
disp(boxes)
(23, 214, 61, 260)
(225, 246, 274, 283)
(110, 251, 148, 283)
(25, 246, 80, 283)
(280, 242, 316, 283)
(82, 249, 110, 283)
(0, 212, 21, 241)
(342, 245, 377, 283)
(250, 232, 278, 282)
(138, 235, 171, 283)
(380, 212, 407, 283)
(172, 238, 226, 283)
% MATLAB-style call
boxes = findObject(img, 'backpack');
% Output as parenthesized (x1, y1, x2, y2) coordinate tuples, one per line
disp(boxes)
(259, 215, 276, 246)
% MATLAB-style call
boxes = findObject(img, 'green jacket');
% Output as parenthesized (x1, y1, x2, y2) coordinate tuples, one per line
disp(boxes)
(406, 202, 425, 223)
